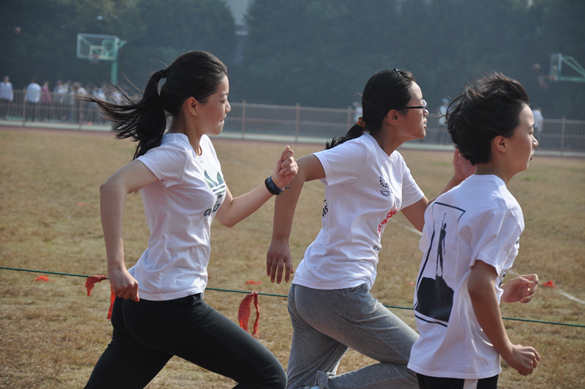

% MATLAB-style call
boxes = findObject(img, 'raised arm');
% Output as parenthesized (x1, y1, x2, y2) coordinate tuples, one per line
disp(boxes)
(215, 146, 297, 227)
(402, 149, 476, 232)
(100, 160, 159, 302)
(266, 155, 325, 284)
(501, 274, 539, 304)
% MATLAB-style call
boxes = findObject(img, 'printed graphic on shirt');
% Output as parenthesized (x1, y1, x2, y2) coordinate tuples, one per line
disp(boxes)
(377, 207, 398, 235)
(203, 171, 226, 216)
(322, 199, 328, 217)
(379, 176, 390, 197)
(414, 202, 466, 327)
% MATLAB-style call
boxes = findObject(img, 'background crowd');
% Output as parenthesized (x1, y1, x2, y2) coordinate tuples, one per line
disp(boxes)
(0, 75, 134, 124)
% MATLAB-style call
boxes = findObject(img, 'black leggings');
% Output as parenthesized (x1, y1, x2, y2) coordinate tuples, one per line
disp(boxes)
(85, 295, 286, 389)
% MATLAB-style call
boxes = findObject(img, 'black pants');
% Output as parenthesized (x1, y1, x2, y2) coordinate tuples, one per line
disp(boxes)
(417, 373, 498, 389)
(26, 102, 38, 121)
(0, 98, 10, 118)
(85, 295, 286, 389)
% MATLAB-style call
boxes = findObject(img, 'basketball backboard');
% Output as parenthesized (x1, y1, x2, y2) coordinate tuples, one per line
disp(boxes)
(76, 33, 126, 62)
(549, 53, 585, 83)
(539, 53, 585, 90)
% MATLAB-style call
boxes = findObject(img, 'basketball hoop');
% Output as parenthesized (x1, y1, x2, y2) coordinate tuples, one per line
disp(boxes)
(89, 54, 100, 65)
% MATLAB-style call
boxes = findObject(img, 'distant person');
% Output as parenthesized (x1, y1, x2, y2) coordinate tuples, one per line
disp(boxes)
(74, 82, 89, 123)
(53, 79, 62, 94)
(532, 107, 543, 140)
(56, 81, 70, 121)
(437, 98, 449, 144)
(352, 101, 362, 123)
(409, 73, 540, 389)
(82, 50, 296, 389)
(0, 76, 13, 119)
(25, 77, 41, 121)
(40, 81, 52, 121)
(266, 68, 474, 389)
(53, 80, 64, 120)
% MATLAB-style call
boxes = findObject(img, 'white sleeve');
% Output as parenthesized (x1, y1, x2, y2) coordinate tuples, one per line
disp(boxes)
(398, 155, 424, 208)
(313, 140, 367, 187)
(470, 207, 523, 275)
(137, 145, 187, 188)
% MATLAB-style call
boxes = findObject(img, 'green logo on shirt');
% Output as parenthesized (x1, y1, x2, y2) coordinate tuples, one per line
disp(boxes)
(204, 171, 226, 197)
(203, 171, 226, 217)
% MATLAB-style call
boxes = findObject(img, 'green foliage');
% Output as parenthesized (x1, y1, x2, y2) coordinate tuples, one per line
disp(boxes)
(0, 0, 583, 118)
(127, 0, 235, 90)
(0, 0, 235, 92)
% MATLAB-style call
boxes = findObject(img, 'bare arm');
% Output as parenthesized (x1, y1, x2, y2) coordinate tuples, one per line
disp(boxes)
(468, 260, 540, 375)
(100, 160, 159, 302)
(266, 155, 325, 283)
(402, 149, 476, 232)
(215, 146, 297, 227)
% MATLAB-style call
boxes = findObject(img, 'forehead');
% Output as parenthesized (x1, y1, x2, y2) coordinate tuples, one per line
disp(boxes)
(518, 104, 533, 124)
(408, 82, 423, 100)
(511, 104, 533, 136)
(213, 75, 229, 95)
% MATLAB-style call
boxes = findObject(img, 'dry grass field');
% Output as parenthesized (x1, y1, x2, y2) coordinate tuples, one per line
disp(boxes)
(0, 127, 584, 388)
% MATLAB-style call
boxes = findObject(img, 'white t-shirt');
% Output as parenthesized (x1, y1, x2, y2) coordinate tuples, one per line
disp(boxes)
(0, 81, 13, 100)
(408, 174, 524, 379)
(292, 133, 424, 290)
(129, 133, 226, 301)
(25, 83, 41, 103)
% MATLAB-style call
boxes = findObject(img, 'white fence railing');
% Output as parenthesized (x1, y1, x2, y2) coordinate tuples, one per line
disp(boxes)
(2, 90, 584, 153)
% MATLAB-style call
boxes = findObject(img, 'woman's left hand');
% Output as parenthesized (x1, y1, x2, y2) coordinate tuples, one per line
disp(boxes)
(271, 146, 298, 190)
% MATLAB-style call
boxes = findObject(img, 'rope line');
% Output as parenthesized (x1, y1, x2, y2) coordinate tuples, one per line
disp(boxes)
(2, 266, 584, 329)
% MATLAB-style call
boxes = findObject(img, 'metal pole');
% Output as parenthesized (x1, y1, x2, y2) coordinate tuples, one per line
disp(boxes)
(110, 39, 127, 86)
(111, 58, 118, 86)
(295, 103, 300, 143)
(241, 100, 246, 140)
(22, 94, 26, 126)
(347, 106, 352, 129)
(561, 117, 566, 156)
(78, 99, 83, 130)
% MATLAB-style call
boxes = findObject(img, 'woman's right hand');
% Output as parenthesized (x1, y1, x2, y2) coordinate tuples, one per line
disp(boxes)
(266, 238, 294, 284)
(100, 160, 158, 303)
(108, 265, 140, 302)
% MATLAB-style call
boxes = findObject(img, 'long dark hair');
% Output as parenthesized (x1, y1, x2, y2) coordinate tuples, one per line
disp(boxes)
(447, 73, 530, 165)
(326, 69, 415, 149)
(82, 51, 228, 159)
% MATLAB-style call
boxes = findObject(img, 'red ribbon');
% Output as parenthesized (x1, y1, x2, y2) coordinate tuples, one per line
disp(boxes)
(108, 287, 115, 320)
(542, 280, 556, 288)
(85, 275, 107, 296)
(238, 292, 260, 338)
(84, 275, 115, 319)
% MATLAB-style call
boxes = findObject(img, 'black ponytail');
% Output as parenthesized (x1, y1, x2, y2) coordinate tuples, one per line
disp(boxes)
(81, 51, 228, 159)
(326, 69, 415, 149)
(326, 124, 365, 149)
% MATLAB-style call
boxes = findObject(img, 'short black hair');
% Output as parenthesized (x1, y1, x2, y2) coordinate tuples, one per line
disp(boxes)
(448, 73, 530, 165)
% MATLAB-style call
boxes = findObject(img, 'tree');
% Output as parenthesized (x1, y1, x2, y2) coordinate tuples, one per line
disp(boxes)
(236, 0, 402, 107)
(125, 0, 236, 91)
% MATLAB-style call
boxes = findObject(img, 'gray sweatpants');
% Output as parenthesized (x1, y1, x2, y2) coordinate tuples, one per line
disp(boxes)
(286, 283, 418, 389)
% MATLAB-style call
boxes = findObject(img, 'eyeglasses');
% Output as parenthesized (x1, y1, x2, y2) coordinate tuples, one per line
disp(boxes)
(404, 99, 427, 112)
